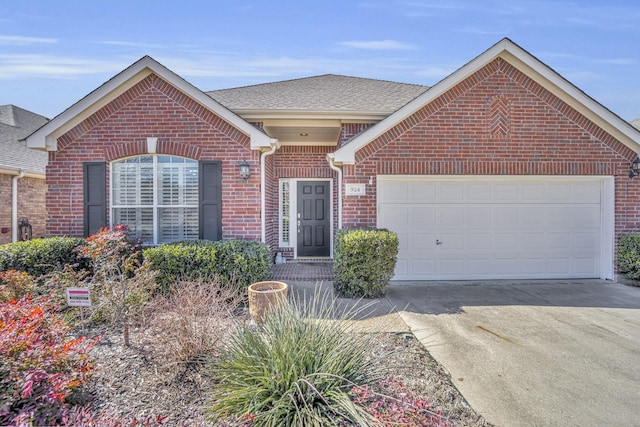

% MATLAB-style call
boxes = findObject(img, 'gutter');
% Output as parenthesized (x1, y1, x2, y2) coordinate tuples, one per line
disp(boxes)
(327, 154, 343, 230)
(11, 169, 25, 242)
(260, 139, 281, 243)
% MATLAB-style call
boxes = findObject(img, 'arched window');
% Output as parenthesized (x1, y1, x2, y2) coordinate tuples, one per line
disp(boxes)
(111, 155, 199, 244)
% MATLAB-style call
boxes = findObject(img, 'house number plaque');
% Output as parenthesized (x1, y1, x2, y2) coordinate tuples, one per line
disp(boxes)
(345, 184, 366, 196)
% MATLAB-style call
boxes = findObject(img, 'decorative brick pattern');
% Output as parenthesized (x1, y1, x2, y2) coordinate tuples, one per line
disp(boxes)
(488, 95, 511, 137)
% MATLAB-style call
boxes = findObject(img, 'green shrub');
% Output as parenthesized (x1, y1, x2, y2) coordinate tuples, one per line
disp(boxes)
(0, 237, 89, 278)
(144, 240, 271, 293)
(333, 228, 399, 298)
(617, 233, 640, 280)
(208, 290, 384, 426)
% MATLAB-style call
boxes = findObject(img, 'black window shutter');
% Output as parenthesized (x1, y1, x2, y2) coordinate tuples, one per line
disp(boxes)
(199, 161, 222, 241)
(83, 162, 107, 237)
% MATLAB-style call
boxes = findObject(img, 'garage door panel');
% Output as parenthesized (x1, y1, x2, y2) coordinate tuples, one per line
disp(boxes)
(379, 205, 409, 230)
(410, 206, 436, 227)
(467, 183, 491, 201)
(547, 232, 572, 250)
(379, 181, 409, 203)
(378, 177, 605, 280)
(439, 183, 464, 201)
(412, 259, 437, 275)
(573, 233, 598, 251)
(573, 181, 601, 202)
(409, 233, 437, 250)
(411, 182, 437, 202)
(438, 207, 464, 226)
(519, 206, 546, 227)
(520, 183, 545, 201)
(548, 258, 571, 274)
(574, 258, 598, 275)
(466, 233, 492, 250)
(493, 207, 519, 227)
(494, 183, 519, 200)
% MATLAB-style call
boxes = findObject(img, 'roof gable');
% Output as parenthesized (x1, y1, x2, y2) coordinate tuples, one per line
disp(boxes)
(26, 56, 276, 152)
(331, 38, 640, 164)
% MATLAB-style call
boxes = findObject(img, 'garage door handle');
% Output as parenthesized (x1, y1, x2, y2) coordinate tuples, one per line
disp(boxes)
(436, 239, 442, 245)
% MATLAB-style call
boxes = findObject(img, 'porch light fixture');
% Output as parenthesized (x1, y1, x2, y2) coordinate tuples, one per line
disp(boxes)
(629, 157, 640, 178)
(239, 160, 251, 182)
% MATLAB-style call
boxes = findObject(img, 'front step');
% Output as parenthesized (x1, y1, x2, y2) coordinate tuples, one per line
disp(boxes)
(271, 261, 334, 281)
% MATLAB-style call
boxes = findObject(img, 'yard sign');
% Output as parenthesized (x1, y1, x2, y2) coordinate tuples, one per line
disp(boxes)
(66, 287, 92, 307)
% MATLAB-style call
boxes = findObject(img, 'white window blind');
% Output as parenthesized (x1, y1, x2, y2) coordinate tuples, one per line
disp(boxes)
(112, 155, 198, 244)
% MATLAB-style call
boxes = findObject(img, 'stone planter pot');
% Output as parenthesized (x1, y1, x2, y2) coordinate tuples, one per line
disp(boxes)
(248, 281, 288, 323)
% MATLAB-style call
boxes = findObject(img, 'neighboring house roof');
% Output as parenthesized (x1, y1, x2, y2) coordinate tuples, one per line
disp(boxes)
(26, 56, 277, 152)
(632, 118, 640, 130)
(0, 105, 48, 177)
(207, 74, 429, 116)
(331, 38, 640, 164)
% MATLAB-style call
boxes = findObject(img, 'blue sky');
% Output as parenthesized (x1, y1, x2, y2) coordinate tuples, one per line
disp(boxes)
(1, 0, 639, 120)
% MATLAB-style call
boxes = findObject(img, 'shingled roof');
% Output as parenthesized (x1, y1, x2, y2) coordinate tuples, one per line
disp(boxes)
(207, 74, 429, 114)
(0, 105, 48, 176)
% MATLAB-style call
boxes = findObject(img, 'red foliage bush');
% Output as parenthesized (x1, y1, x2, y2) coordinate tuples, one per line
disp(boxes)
(0, 294, 98, 426)
(352, 378, 452, 427)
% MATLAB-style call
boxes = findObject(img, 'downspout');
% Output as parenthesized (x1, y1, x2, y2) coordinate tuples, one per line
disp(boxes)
(327, 154, 343, 230)
(260, 140, 280, 243)
(11, 169, 25, 242)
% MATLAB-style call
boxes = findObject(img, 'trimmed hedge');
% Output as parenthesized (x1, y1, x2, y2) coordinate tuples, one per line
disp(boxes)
(143, 239, 272, 292)
(617, 233, 640, 280)
(0, 237, 89, 278)
(333, 228, 398, 298)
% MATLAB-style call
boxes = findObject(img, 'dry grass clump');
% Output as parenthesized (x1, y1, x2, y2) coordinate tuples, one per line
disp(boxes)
(149, 278, 244, 363)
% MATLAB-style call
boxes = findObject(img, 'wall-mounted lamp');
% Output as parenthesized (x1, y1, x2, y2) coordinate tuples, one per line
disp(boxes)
(629, 157, 640, 178)
(239, 160, 251, 182)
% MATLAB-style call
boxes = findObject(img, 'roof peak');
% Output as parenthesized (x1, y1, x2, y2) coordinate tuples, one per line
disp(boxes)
(208, 73, 427, 94)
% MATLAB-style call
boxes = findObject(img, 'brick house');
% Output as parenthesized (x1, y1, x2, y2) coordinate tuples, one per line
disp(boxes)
(0, 105, 48, 245)
(27, 38, 640, 280)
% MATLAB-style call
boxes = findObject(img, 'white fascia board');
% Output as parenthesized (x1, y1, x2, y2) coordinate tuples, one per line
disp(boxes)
(26, 56, 274, 151)
(331, 38, 640, 164)
(0, 165, 44, 179)
(233, 109, 389, 123)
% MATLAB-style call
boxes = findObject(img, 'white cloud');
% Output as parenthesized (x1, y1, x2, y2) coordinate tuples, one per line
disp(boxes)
(95, 40, 167, 50)
(0, 35, 57, 45)
(0, 54, 126, 79)
(595, 58, 637, 66)
(340, 40, 416, 50)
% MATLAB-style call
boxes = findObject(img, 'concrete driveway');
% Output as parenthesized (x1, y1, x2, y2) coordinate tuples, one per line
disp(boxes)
(384, 279, 640, 426)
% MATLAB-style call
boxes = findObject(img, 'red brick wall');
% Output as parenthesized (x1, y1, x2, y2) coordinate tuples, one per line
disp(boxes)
(342, 58, 639, 241)
(0, 175, 46, 245)
(46, 73, 260, 241)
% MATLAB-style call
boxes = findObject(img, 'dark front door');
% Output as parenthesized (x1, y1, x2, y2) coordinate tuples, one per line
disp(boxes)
(297, 181, 330, 257)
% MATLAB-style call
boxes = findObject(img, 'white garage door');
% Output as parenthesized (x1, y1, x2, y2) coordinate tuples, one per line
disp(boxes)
(377, 176, 613, 280)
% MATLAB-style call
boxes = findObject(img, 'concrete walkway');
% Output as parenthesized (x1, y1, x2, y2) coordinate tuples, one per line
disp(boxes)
(383, 279, 640, 427)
